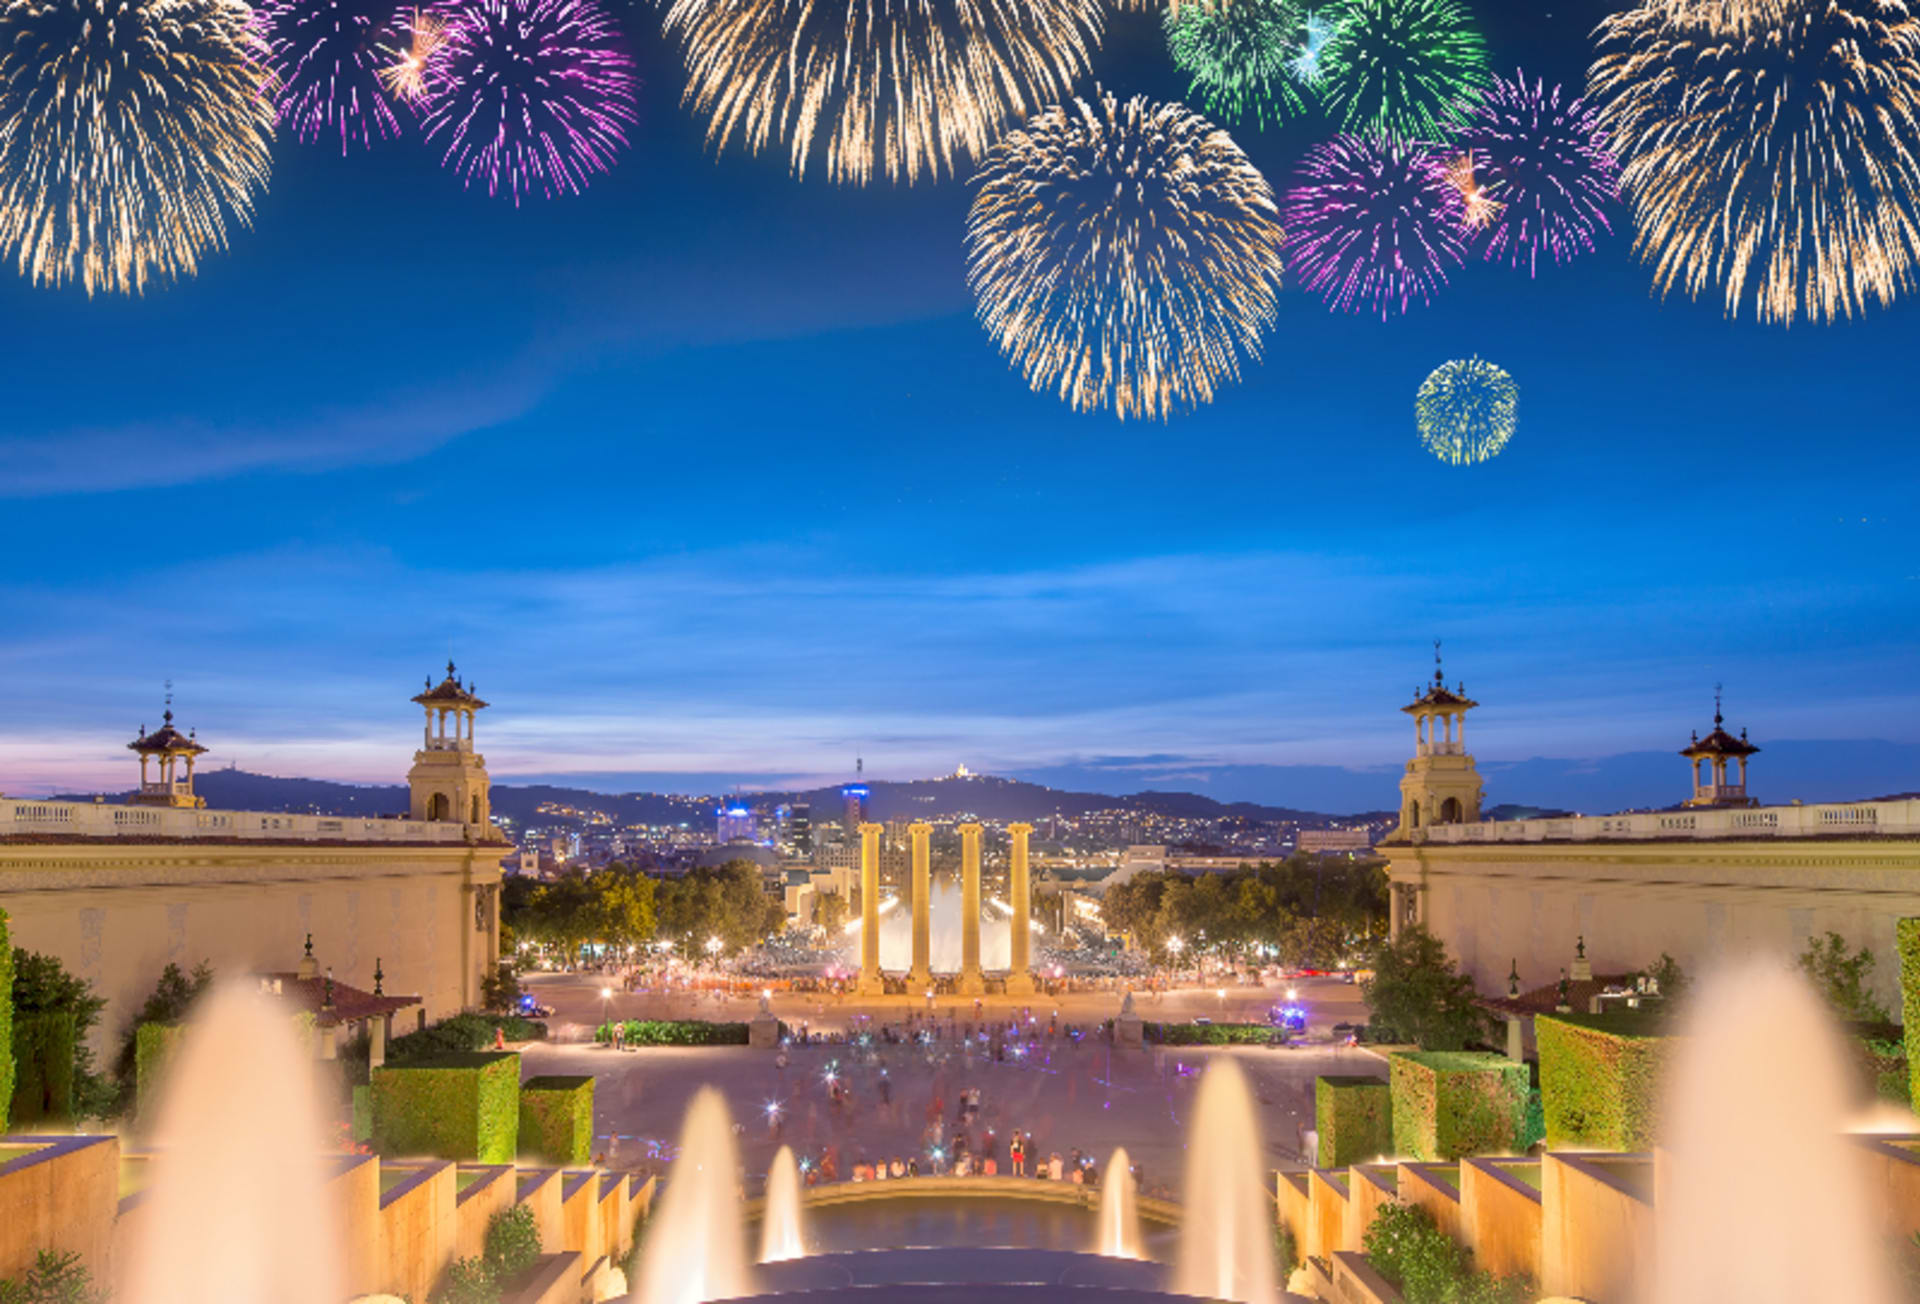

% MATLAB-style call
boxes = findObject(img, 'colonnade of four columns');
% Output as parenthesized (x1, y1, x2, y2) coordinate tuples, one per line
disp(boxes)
(856, 821, 1034, 995)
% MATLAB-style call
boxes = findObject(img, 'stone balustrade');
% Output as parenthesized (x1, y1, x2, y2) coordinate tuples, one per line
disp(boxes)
(1408, 797, 1918, 845)
(1, 797, 483, 843)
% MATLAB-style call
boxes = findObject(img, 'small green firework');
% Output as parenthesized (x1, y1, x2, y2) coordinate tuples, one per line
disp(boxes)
(1165, 0, 1310, 129)
(1320, 0, 1488, 140)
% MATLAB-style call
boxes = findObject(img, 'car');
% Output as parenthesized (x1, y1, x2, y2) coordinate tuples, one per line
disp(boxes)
(1191, 1016, 1213, 1026)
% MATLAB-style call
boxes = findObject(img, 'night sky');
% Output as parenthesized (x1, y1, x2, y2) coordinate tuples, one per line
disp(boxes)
(0, 0, 1914, 809)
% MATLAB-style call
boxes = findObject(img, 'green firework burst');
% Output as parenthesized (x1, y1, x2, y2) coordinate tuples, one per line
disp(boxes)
(1321, 0, 1488, 139)
(1416, 357, 1516, 465)
(1165, 0, 1309, 129)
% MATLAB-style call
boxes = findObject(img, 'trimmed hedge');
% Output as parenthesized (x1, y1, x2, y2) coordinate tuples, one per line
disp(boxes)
(596, 1020, 750, 1046)
(11, 1011, 76, 1125)
(1901, 919, 1920, 1113)
(0, 911, 12, 1134)
(1315, 1075, 1391, 1168)
(1535, 1012, 1673, 1151)
(1143, 1022, 1280, 1045)
(1389, 1051, 1529, 1161)
(388, 1013, 547, 1065)
(520, 1075, 594, 1164)
(134, 1022, 188, 1118)
(372, 1052, 520, 1163)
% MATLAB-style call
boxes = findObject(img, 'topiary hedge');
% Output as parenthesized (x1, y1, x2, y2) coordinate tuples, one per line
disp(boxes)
(1900, 919, 1920, 1113)
(388, 1013, 547, 1064)
(596, 1020, 750, 1046)
(1315, 1075, 1392, 1168)
(1142, 1022, 1280, 1045)
(520, 1075, 594, 1164)
(0, 911, 12, 1134)
(134, 1022, 188, 1118)
(1535, 1011, 1673, 1151)
(11, 1011, 76, 1125)
(1389, 1051, 1529, 1161)
(372, 1052, 520, 1163)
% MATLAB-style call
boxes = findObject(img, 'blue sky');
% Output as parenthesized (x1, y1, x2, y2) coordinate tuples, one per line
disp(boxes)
(0, 0, 1915, 809)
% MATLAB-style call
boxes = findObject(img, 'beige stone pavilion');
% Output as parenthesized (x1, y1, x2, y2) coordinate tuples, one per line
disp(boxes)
(0, 664, 509, 1052)
(854, 820, 1038, 995)
(1380, 665, 1920, 1008)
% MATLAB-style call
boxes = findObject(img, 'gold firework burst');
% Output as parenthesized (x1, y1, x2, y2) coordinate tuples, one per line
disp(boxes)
(379, 7, 449, 104)
(966, 89, 1286, 420)
(663, 0, 1106, 185)
(1443, 153, 1501, 230)
(0, 0, 274, 294)
(1590, 0, 1920, 324)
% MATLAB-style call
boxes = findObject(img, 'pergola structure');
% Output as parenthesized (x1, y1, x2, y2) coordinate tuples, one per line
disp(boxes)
(855, 821, 1035, 996)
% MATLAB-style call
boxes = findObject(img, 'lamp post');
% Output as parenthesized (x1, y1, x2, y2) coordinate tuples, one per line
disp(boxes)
(600, 985, 612, 1037)
(1167, 936, 1185, 988)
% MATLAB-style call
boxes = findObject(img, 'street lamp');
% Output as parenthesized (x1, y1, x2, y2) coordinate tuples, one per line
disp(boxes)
(600, 986, 612, 1036)
(706, 935, 723, 966)
(1167, 936, 1185, 988)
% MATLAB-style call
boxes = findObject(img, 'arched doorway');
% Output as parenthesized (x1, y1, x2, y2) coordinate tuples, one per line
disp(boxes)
(427, 792, 450, 821)
(1440, 796, 1463, 823)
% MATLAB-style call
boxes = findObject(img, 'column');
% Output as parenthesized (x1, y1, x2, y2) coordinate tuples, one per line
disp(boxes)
(858, 822, 884, 994)
(369, 1015, 387, 1071)
(958, 823, 985, 995)
(908, 822, 933, 990)
(1005, 823, 1034, 995)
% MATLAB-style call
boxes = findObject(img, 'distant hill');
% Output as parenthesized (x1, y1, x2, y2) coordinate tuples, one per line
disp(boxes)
(54, 768, 1384, 828)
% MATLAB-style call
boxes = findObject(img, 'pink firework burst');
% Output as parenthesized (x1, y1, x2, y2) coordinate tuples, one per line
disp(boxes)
(1280, 132, 1466, 318)
(1452, 70, 1618, 274)
(423, 0, 638, 202)
(264, 0, 409, 151)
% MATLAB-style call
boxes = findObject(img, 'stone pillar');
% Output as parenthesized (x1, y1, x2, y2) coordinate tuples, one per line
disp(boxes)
(1005, 823, 1035, 995)
(858, 822, 884, 995)
(369, 1015, 387, 1071)
(908, 822, 933, 990)
(958, 823, 985, 995)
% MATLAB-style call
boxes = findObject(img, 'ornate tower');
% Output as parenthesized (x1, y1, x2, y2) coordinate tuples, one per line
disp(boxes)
(1681, 689, 1759, 807)
(1393, 643, 1483, 838)
(128, 697, 208, 808)
(407, 662, 493, 828)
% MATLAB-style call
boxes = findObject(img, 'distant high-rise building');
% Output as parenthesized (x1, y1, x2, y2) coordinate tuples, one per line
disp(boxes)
(717, 803, 756, 843)
(842, 783, 869, 835)
(791, 801, 812, 855)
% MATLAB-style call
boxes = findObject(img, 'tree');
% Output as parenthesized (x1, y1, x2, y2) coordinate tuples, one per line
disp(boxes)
(1362, 926, 1488, 1051)
(13, 950, 112, 1118)
(1798, 931, 1890, 1024)
(815, 889, 848, 935)
(113, 961, 213, 1099)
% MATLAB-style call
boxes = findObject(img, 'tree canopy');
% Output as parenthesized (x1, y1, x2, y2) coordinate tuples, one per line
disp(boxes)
(1361, 925, 1489, 1051)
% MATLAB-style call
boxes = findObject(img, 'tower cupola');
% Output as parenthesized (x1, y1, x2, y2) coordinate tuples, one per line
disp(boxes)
(406, 662, 495, 829)
(1391, 642, 1485, 838)
(128, 694, 208, 808)
(1681, 688, 1759, 808)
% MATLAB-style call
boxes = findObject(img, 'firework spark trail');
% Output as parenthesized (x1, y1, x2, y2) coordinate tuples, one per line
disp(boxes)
(264, 0, 406, 150)
(379, 7, 448, 104)
(1320, 0, 1487, 140)
(423, 0, 638, 201)
(1288, 8, 1338, 84)
(966, 89, 1286, 420)
(663, 0, 1104, 185)
(1452, 70, 1616, 275)
(1443, 152, 1501, 230)
(1590, 0, 1920, 324)
(0, 0, 275, 294)
(1416, 356, 1516, 465)
(1280, 132, 1465, 318)
(1165, 0, 1309, 128)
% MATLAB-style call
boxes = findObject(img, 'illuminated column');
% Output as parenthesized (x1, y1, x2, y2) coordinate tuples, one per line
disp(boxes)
(958, 823, 985, 995)
(1005, 823, 1035, 995)
(908, 822, 933, 989)
(858, 822, 884, 995)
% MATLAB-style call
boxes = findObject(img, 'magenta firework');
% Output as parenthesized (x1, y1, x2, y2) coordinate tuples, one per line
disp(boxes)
(1280, 132, 1465, 318)
(264, 0, 407, 151)
(422, 0, 637, 202)
(1453, 71, 1617, 275)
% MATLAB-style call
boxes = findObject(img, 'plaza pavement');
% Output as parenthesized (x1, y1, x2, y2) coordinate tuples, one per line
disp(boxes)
(517, 973, 1379, 1203)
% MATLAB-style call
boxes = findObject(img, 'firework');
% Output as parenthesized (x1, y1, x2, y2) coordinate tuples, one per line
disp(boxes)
(966, 90, 1286, 420)
(1288, 8, 1339, 84)
(1279, 132, 1464, 318)
(379, 7, 449, 104)
(0, 0, 273, 295)
(423, 0, 637, 202)
(1416, 356, 1515, 465)
(663, 0, 1104, 185)
(1320, 0, 1487, 139)
(1442, 152, 1500, 230)
(264, 0, 405, 150)
(1591, 0, 1920, 324)
(1452, 71, 1616, 274)
(1165, 0, 1308, 127)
